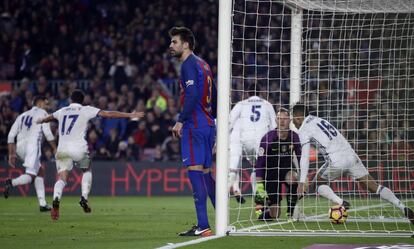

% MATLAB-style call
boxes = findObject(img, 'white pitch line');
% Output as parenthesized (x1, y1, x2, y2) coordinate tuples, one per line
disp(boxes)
(157, 202, 404, 248)
(156, 235, 224, 249)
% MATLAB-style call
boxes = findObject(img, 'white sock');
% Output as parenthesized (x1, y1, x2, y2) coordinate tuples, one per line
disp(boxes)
(53, 180, 66, 200)
(12, 174, 32, 186)
(34, 177, 47, 206)
(250, 171, 257, 193)
(377, 185, 405, 212)
(228, 172, 237, 192)
(317, 184, 343, 205)
(232, 172, 241, 195)
(81, 171, 92, 200)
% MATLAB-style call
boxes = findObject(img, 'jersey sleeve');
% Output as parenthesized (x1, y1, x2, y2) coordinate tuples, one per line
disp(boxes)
(177, 63, 199, 123)
(267, 101, 276, 130)
(42, 123, 55, 141)
(292, 131, 302, 162)
(229, 102, 242, 131)
(85, 106, 101, 119)
(298, 128, 311, 183)
(52, 109, 62, 120)
(254, 133, 270, 179)
(7, 115, 22, 144)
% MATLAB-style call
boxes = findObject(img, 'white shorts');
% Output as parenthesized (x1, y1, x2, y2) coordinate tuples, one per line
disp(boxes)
(229, 138, 259, 171)
(16, 142, 41, 176)
(317, 152, 369, 181)
(56, 149, 91, 173)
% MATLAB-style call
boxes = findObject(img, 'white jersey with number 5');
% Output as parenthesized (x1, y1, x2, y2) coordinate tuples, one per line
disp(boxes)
(298, 115, 368, 182)
(52, 103, 100, 160)
(228, 96, 276, 169)
(229, 96, 276, 143)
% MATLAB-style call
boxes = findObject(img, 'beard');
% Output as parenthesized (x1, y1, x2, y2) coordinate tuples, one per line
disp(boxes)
(169, 48, 183, 58)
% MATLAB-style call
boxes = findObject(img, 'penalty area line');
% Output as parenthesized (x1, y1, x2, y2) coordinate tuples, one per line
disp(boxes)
(156, 235, 225, 249)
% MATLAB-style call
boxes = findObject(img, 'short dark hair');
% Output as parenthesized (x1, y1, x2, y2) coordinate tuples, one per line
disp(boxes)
(33, 95, 47, 105)
(168, 26, 196, 51)
(71, 89, 85, 104)
(292, 104, 309, 117)
(277, 107, 290, 116)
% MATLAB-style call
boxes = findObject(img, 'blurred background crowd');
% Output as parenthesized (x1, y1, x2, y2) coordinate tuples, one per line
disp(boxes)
(0, 0, 413, 164)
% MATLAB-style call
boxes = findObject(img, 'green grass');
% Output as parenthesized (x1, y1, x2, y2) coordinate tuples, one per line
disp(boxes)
(0, 196, 413, 249)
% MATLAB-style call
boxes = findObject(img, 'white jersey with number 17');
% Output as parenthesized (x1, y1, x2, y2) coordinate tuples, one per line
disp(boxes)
(53, 103, 100, 158)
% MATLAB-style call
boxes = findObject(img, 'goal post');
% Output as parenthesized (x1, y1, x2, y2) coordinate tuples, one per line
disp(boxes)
(216, 0, 414, 237)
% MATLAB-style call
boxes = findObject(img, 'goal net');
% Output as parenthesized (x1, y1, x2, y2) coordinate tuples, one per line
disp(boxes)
(228, 0, 414, 236)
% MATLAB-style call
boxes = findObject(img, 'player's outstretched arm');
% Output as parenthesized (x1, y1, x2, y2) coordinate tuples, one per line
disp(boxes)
(98, 110, 145, 120)
(37, 115, 56, 124)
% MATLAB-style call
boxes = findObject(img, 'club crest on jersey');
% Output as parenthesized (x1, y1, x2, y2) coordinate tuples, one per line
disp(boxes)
(282, 145, 287, 152)
(185, 80, 194, 87)
(258, 147, 264, 156)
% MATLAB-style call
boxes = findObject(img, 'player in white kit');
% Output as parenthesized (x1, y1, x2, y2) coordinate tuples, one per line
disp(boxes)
(37, 89, 144, 220)
(228, 90, 276, 203)
(292, 104, 414, 224)
(5, 96, 57, 212)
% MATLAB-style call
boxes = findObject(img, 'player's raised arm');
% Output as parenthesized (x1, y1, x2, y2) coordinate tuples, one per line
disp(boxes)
(97, 110, 145, 120)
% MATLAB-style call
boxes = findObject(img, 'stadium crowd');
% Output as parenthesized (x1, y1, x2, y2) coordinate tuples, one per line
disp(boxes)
(0, 0, 217, 161)
(0, 0, 413, 164)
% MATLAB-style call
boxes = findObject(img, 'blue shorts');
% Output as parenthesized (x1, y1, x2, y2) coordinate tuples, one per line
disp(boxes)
(181, 126, 215, 168)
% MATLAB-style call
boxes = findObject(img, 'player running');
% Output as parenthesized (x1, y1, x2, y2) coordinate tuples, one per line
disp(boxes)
(37, 89, 144, 220)
(292, 104, 414, 224)
(5, 95, 56, 212)
(169, 26, 217, 237)
(228, 88, 276, 203)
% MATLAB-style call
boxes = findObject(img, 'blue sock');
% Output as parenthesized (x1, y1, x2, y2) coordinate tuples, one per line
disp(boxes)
(188, 170, 209, 229)
(203, 172, 216, 208)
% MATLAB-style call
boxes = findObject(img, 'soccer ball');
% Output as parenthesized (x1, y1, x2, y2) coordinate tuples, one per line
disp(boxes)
(329, 205, 348, 224)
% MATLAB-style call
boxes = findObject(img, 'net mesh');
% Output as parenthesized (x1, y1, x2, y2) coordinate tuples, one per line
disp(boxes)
(229, 0, 414, 235)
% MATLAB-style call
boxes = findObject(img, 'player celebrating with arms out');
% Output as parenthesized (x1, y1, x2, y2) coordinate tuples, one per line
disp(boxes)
(169, 26, 217, 237)
(292, 104, 414, 223)
(37, 89, 144, 220)
(5, 95, 56, 212)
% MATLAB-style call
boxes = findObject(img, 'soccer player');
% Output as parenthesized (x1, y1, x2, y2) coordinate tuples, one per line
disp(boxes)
(169, 26, 216, 237)
(292, 104, 414, 223)
(37, 89, 144, 220)
(228, 88, 276, 204)
(5, 95, 56, 212)
(254, 108, 301, 220)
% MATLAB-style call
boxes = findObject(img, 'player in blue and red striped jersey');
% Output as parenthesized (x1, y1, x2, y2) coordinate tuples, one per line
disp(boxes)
(169, 26, 217, 237)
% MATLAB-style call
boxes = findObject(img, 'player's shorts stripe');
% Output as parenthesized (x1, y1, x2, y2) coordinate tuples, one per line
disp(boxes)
(189, 129, 195, 165)
(192, 111, 198, 128)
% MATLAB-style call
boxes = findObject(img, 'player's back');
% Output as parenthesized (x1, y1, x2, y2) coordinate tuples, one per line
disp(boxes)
(233, 96, 275, 139)
(53, 103, 100, 152)
(15, 107, 48, 144)
(299, 115, 353, 156)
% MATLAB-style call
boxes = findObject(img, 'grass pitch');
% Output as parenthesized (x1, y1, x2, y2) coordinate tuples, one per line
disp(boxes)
(0, 196, 412, 249)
